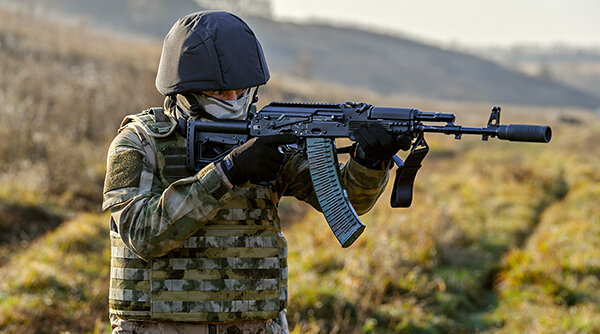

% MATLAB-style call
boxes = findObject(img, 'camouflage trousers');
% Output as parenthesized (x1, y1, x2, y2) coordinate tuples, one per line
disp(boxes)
(110, 310, 289, 334)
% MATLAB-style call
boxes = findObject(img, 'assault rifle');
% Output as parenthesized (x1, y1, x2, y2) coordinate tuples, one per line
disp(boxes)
(186, 102, 552, 247)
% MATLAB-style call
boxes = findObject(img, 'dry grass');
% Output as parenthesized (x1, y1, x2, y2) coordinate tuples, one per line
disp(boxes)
(0, 8, 161, 211)
(0, 213, 110, 334)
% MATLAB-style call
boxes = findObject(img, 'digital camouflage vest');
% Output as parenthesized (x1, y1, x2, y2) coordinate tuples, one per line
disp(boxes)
(109, 108, 288, 322)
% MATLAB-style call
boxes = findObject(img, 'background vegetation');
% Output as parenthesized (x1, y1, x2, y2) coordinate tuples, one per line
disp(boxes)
(3, 0, 600, 108)
(1, 8, 599, 334)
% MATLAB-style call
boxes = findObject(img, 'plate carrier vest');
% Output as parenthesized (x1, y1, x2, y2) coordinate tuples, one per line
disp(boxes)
(109, 108, 288, 322)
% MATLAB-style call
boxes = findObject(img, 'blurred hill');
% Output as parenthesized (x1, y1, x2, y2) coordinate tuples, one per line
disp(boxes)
(1, 0, 599, 109)
(476, 45, 600, 100)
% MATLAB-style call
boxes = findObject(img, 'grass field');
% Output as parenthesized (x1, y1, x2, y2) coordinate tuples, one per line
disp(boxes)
(1, 7, 599, 334)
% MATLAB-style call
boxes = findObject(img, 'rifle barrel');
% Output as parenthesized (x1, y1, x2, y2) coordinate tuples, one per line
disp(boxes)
(419, 124, 551, 142)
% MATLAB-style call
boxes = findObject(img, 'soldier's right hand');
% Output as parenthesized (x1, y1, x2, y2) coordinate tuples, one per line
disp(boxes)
(220, 134, 298, 185)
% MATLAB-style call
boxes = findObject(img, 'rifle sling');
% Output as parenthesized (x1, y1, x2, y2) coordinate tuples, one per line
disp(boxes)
(390, 146, 429, 208)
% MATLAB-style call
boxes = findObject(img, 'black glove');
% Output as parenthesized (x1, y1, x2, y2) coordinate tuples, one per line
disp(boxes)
(353, 123, 411, 169)
(220, 134, 298, 185)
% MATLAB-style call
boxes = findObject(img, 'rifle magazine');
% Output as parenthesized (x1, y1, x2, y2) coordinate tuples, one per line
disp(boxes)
(306, 138, 365, 247)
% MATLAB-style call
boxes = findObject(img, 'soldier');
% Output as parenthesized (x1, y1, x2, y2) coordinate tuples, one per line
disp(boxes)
(103, 11, 404, 334)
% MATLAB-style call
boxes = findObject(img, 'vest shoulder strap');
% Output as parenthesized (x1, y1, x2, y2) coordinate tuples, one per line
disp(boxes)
(119, 108, 178, 173)
(119, 107, 177, 138)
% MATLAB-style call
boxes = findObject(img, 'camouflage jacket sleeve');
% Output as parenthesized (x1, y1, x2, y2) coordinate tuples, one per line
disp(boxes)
(276, 152, 389, 215)
(102, 126, 235, 261)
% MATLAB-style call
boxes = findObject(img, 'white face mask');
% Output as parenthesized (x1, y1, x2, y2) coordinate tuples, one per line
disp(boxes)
(177, 88, 256, 120)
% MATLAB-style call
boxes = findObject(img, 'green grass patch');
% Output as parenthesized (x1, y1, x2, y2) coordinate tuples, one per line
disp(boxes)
(0, 213, 110, 334)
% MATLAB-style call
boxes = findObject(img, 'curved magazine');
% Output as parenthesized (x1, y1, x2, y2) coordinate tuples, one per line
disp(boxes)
(305, 138, 365, 247)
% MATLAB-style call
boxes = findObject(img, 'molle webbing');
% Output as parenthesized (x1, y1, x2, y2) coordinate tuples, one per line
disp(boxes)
(160, 144, 191, 184)
(110, 232, 152, 316)
(109, 187, 287, 322)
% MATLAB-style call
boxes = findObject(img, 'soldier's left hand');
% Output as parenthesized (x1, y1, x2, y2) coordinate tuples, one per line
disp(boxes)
(352, 123, 411, 167)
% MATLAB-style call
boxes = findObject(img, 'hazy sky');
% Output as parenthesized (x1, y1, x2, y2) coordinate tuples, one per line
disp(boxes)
(271, 0, 600, 48)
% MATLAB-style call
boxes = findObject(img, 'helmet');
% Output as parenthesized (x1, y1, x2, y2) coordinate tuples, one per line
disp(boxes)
(155, 11, 270, 95)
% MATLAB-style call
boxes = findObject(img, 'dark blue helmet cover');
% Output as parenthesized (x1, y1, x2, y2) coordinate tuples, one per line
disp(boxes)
(155, 11, 270, 95)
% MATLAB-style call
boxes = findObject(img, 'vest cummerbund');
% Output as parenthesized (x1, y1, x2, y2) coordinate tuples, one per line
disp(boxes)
(109, 186, 288, 322)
